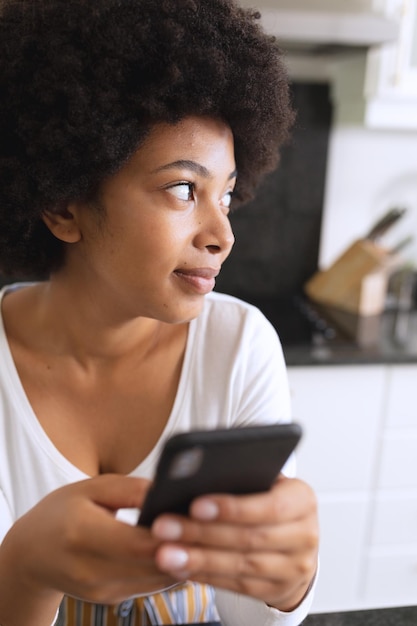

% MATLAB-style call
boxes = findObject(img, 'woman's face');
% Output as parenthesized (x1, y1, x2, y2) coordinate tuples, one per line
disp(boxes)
(66, 116, 236, 324)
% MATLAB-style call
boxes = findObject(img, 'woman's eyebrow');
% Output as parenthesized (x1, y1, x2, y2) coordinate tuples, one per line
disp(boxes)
(153, 159, 237, 181)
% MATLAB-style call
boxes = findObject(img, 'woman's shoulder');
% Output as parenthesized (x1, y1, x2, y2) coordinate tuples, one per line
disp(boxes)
(201, 291, 266, 324)
(194, 291, 280, 350)
(202, 291, 275, 328)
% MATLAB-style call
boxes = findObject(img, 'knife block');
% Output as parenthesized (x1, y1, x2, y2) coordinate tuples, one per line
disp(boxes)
(305, 239, 397, 316)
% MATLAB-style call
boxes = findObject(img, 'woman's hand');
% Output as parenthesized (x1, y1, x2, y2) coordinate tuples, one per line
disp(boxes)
(0, 475, 176, 625)
(151, 475, 319, 612)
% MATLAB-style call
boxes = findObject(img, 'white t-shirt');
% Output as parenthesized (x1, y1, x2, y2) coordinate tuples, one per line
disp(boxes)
(0, 285, 313, 625)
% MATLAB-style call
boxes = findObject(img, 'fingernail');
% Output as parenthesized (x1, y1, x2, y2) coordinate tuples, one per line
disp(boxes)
(192, 499, 219, 520)
(152, 518, 183, 540)
(160, 547, 189, 570)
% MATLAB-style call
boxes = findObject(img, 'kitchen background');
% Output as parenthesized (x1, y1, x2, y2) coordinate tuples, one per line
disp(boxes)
(216, 81, 332, 301)
(221, 1, 417, 622)
(215, 0, 417, 359)
(0, 1, 415, 621)
(217, 2, 417, 311)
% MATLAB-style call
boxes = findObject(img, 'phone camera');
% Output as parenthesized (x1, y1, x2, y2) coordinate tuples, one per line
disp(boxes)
(168, 446, 204, 479)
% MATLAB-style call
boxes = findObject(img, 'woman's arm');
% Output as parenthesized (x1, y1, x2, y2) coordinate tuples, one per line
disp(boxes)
(0, 475, 176, 626)
(149, 306, 319, 625)
(151, 476, 318, 619)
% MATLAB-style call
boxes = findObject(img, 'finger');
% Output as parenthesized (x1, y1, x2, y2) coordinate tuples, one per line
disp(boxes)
(63, 475, 162, 559)
(57, 513, 177, 599)
(156, 544, 293, 581)
(178, 572, 305, 610)
(189, 476, 317, 526)
(155, 544, 316, 609)
(46, 480, 160, 566)
(76, 474, 152, 511)
(152, 515, 314, 553)
(81, 512, 158, 560)
(66, 493, 164, 564)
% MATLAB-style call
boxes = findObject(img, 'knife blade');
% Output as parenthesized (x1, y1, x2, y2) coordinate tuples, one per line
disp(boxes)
(389, 235, 414, 255)
(365, 207, 407, 241)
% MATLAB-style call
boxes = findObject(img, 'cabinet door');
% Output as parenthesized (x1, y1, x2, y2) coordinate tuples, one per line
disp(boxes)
(365, 0, 417, 128)
(365, 489, 417, 607)
(363, 547, 417, 608)
(378, 430, 417, 489)
(311, 495, 370, 613)
(288, 365, 388, 613)
(385, 364, 417, 427)
(372, 490, 417, 545)
(288, 365, 386, 492)
(289, 363, 417, 612)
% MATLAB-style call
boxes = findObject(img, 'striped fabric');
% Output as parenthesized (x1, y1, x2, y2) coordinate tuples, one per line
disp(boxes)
(57, 582, 221, 625)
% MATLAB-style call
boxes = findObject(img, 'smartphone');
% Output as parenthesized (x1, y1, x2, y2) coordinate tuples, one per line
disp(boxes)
(138, 422, 302, 527)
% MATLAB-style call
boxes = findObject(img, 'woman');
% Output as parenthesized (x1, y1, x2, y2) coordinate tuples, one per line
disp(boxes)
(0, 1, 318, 625)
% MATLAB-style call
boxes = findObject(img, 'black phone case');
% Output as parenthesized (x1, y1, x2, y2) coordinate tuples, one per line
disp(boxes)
(138, 423, 302, 526)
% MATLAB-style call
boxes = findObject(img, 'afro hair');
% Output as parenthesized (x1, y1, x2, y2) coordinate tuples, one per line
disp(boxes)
(0, 0, 294, 277)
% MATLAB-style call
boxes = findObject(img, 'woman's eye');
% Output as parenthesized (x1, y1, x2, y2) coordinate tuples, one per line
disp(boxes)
(222, 191, 234, 208)
(167, 182, 194, 201)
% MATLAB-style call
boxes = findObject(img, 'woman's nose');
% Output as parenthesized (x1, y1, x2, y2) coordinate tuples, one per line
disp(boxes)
(194, 203, 235, 256)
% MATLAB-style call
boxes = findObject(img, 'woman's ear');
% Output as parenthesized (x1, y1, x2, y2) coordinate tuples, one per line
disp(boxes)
(42, 205, 82, 243)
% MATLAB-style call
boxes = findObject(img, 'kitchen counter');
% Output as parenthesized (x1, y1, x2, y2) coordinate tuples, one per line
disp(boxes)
(282, 309, 417, 366)
(249, 295, 417, 367)
(302, 606, 417, 625)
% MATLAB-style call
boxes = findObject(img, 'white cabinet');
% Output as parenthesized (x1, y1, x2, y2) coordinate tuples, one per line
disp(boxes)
(363, 547, 417, 607)
(372, 493, 417, 544)
(385, 364, 417, 427)
(378, 430, 417, 488)
(364, 0, 417, 127)
(288, 363, 417, 613)
(314, 495, 369, 612)
(366, 0, 417, 98)
(289, 366, 385, 493)
(334, 0, 417, 128)
(362, 363, 417, 608)
(239, 0, 399, 54)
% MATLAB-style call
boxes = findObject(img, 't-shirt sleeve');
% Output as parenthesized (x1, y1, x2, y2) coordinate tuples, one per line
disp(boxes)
(214, 305, 316, 624)
(231, 308, 296, 477)
(232, 306, 291, 428)
(215, 579, 317, 626)
(0, 488, 13, 543)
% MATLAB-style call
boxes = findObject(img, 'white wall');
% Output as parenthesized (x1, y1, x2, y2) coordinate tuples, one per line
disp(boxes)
(319, 119, 417, 270)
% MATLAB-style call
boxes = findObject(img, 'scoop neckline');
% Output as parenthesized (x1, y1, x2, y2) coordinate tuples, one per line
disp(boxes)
(0, 283, 196, 480)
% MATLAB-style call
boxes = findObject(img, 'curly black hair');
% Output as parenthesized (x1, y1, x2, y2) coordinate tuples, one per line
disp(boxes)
(0, 0, 294, 277)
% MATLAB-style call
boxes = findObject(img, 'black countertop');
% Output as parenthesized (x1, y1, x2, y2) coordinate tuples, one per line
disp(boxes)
(302, 605, 417, 625)
(283, 311, 417, 367)
(249, 296, 417, 367)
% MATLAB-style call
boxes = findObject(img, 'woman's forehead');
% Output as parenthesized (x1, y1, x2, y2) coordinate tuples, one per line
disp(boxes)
(125, 116, 236, 175)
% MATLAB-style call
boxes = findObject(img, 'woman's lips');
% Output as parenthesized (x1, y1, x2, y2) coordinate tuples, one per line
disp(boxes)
(173, 267, 220, 295)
